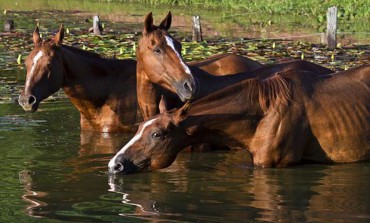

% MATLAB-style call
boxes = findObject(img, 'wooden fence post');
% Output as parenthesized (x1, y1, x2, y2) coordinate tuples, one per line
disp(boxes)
(90, 15, 103, 35)
(4, 20, 14, 32)
(326, 6, 337, 50)
(192, 16, 203, 42)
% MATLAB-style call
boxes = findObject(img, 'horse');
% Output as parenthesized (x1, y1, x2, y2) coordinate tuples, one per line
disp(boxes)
(18, 25, 140, 132)
(108, 64, 370, 174)
(18, 25, 261, 133)
(136, 12, 334, 120)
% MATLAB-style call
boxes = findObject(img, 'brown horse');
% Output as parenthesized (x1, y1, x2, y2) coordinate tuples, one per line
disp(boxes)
(18, 24, 263, 133)
(18, 25, 140, 132)
(136, 12, 333, 120)
(108, 65, 370, 174)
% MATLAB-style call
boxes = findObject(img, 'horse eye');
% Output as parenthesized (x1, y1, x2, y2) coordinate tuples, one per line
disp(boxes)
(152, 131, 163, 139)
(153, 48, 162, 54)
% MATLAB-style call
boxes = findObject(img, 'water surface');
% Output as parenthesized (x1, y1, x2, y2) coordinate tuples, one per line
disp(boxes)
(0, 93, 370, 222)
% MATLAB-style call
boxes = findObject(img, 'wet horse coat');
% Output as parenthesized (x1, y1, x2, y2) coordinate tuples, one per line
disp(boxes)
(108, 65, 370, 173)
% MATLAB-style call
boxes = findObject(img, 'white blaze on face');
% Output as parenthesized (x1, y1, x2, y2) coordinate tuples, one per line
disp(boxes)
(108, 118, 158, 169)
(164, 35, 193, 78)
(26, 50, 44, 87)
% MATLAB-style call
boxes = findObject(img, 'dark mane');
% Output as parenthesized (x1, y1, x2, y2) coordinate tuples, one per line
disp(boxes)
(42, 38, 106, 59)
(61, 45, 104, 59)
(258, 73, 292, 113)
(188, 72, 292, 115)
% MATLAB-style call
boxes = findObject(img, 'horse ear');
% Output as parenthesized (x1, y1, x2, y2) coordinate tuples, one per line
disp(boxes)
(173, 101, 190, 125)
(159, 95, 168, 114)
(143, 12, 154, 34)
(159, 11, 172, 31)
(54, 24, 64, 46)
(33, 26, 41, 46)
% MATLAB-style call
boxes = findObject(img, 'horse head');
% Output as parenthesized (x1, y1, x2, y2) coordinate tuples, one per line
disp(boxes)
(137, 12, 196, 102)
(19, 25, 65, 112)
(108, 96, 191, 174)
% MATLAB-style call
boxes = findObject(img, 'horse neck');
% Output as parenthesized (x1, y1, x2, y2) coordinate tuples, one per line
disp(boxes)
(60, 46, 136, 99)
(61, 46, 115, 83)
(59, 46, 137, 123)
(191, 66, 257, 98)
(181, 78, 263, 147)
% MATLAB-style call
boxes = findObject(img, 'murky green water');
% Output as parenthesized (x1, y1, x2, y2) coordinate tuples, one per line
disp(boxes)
(1, 65, 370, 222)
(1, 1, 370, 222)
(1, 98, 370, 222)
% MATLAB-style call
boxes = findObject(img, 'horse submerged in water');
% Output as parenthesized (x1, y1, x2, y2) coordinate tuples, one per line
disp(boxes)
(136, 12, 334, 120)
(18, 25, 261, 132)
(108, 65, 370, 174)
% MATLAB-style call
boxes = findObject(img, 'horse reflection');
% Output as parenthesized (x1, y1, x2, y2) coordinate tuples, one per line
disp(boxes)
(19, 148, 370, 222)
(107, 151, 370, 222)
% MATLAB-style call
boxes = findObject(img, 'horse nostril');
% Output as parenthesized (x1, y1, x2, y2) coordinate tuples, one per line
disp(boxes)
(28, 95, 36, 105)
(183, 80, 193, 93)
(113, 163, 124, 172)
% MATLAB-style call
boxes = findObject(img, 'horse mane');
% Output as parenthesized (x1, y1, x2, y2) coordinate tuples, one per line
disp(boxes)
(186, 72, 293, 117)
(258, 73, 292, 113)
(61, 45, 104, 59)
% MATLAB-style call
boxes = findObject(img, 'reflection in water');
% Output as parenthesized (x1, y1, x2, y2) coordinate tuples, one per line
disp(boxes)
(108, 175, 159, 217)
(107, 151, 370, 223)
(64, 131, 132, 176)
(306, 164, 370, 222)
(15, 131, 370, 223)
(19, 170, 48, 218)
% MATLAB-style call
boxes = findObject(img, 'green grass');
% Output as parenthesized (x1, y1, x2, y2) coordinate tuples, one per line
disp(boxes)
(121, 0, 370, 19)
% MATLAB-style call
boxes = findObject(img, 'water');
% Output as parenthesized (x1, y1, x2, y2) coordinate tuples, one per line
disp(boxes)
(0, 93, 370, 222)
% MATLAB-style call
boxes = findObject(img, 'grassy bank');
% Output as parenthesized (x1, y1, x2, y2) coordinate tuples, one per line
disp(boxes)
(122, 0, 370, 19)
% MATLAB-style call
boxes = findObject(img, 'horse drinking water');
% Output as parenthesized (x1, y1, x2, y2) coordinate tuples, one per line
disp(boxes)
(109, 65, 370, 174)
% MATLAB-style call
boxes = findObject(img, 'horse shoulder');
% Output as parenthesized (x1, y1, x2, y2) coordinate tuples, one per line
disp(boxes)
(249, 102, 309, 167)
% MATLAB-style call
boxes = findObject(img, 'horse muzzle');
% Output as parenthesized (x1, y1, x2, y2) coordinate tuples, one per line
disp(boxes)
(175, 78, 196, 102)
(18, 93, 38, 112)
(108, 157, 138, 175)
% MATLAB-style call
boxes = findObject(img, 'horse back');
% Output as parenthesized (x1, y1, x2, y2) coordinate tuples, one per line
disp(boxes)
(188, 53, 263, 76)
(306, 65, 370, 162)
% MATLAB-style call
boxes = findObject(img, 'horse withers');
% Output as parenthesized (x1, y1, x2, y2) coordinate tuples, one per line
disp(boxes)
(108, 65, 370, 174)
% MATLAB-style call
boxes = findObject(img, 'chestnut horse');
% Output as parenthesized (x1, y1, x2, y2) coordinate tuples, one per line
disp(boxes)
(108, 65, 370, 174)
(18, 25, 261, 133)
(136, 12, 333, 120)
(18, 25, 140, 132)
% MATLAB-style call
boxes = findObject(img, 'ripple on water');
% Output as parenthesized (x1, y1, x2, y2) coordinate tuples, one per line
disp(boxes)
(0, 115, 47, 131)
